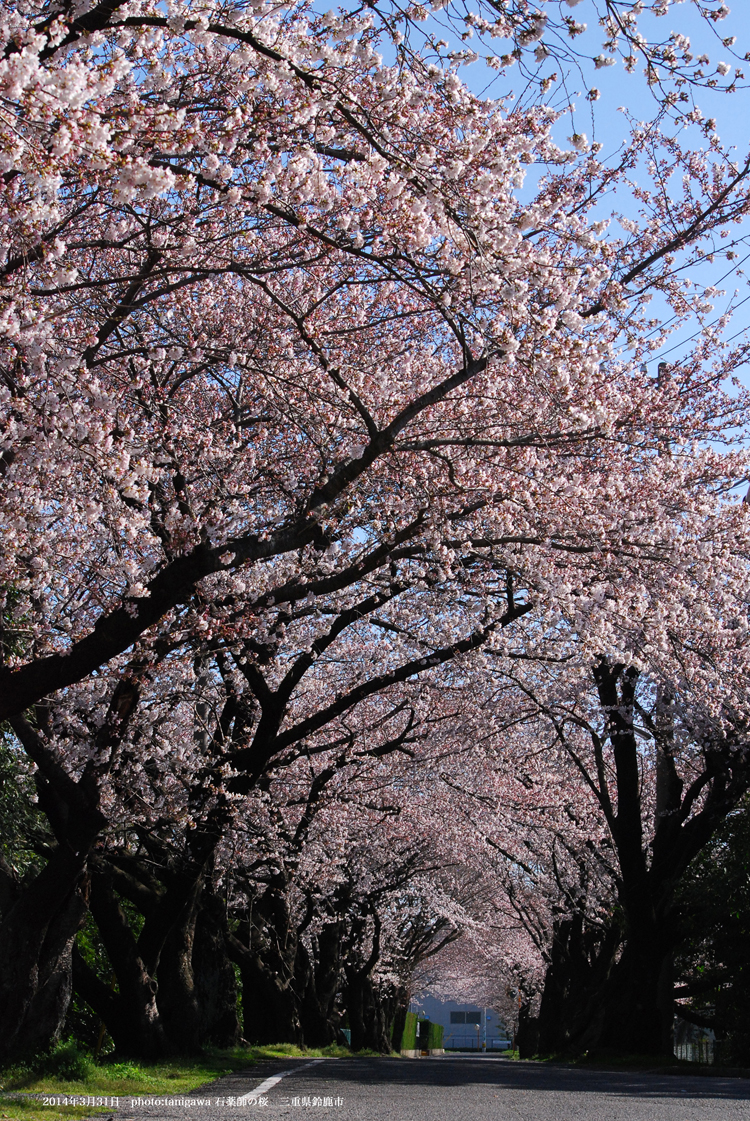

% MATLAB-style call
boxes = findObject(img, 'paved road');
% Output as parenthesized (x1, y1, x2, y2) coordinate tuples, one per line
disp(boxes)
(114, 1055, 750, 1121)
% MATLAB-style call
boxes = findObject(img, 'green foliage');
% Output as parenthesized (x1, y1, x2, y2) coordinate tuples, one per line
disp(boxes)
(0, 1044, 94, 1090)
(74, 910, 114, 980)
(400, 1011, 417, 1051)
(34, 1044, 95, 1083)
(675, 801, 750, 1065)
(1, 1055, 226, 1095)
(426, 1021, 443, 1050)
(101, 1062, 147, 1080)
(0, 736, 45, 873)
(0, 586, 29, 664)
(0, 588, 49, 875)
(64, 911, 117, 1052)
(66, 894, 147, 1053)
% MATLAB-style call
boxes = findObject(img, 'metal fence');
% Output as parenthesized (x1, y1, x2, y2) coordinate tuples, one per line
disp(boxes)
(673, 1013, 714, 1065)
(444, 1036, 511, 1051)
(674, 1039, 714, 1064)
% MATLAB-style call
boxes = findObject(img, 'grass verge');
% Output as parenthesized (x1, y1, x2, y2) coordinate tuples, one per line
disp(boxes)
(0, 1098, 112, 1121)
(0, 1043, 361, 1099)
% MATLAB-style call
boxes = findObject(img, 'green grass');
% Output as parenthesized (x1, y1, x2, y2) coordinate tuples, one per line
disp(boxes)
(0, 1038, 385, 1121)
(0, 1043, 362, 1098)
(240, 1044, 355, 1063)
(1, 1058, 228, 1097)
(0, 1097, 112, 1121)
(235, 1044, 381, 1061)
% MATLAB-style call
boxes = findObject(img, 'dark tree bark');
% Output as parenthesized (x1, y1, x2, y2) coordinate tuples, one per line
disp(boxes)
(597, 931, 675, 1055)
(82, 863, 170, 1058)
(533, 916, 620, 1056)
(190, 889, 240, 1047)
(297, 921, 344, 1047)
(227, 881, 302, 1046)
(0, 725, 107, 1060)
(0, 845, 90, 1059)
(516, 1001, 540, 1059)
(158, 884, 239, 1050)
(530, 663, 750, 1058)
(391, 989, 410, 1053)
(345, 969, 385, 1052)
(588, 664, 680, 1056)
(150, 879, 203, 1055)
(73, 836, 238, 1057)
(343, 913, 394, 1053)
(0, 676, 140, 1061)
(239, 954, 301, 1045)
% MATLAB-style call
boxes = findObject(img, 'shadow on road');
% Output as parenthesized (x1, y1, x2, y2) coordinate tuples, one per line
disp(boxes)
(296, 1056, 750, 1101)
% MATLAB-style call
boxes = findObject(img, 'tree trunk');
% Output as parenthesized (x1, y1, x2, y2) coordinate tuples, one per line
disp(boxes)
(0, 845, 89, 1060)
(297, 922, 343, 1047)
(153, 885, 203, 1054)
(534, 915, 620, 1056)
(72, 945, 167, 1059)
(345, 969, 392, 1052)
(516, 1001, 540, 1059)
(598, 931, 675, 1055)
(529, 905, 677, 1058)
(584, 663, 676, 1057)
(345, 968, 367, 1052)
(156, 883, 239, 1051)
(79, 865, 170, 1058)
(239, 954, 302, 1045)
(0, 673, 138, 1060)
(228, 880, 302, 1046)
(391, 989, 410, 1053)
(191, 890, 240, 1047)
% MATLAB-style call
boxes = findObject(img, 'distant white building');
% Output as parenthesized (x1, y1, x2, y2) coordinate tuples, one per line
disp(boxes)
(410, 994, 511, 1051)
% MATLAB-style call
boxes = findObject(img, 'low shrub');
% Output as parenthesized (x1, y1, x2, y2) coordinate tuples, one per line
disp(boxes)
(98, 1062, 146, 1081)
(33, 1043, 94, 1083)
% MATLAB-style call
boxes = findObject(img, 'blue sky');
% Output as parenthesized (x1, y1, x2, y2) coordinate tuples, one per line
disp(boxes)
(335, 0, 750, 377)
(451, 1, 750, 375)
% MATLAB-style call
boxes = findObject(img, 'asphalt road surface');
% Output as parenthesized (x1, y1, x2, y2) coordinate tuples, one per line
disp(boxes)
(112, 1055, 750, 1121)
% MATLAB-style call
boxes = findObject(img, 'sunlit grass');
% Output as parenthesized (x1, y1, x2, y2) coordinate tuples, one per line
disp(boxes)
(0, 1097, 111, 1121)
(0, 1043, 362, 1098)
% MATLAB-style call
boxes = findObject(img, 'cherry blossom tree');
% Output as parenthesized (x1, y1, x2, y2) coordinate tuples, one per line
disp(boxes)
(3, 0, 750, 1060)
(419, 620, 750, 1058)
(3, 0, 750, 724)
(66, 676, 466, 1055)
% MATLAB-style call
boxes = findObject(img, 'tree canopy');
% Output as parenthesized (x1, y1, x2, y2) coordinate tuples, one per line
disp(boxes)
(1, 0, 750, 1063)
